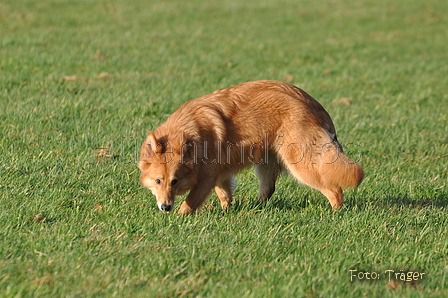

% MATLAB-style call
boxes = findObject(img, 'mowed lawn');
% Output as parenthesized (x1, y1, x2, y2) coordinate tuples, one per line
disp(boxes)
(1, 0, 447, 297)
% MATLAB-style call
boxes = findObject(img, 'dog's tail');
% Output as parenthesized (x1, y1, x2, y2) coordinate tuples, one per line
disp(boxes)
(317, 142, 364, 190)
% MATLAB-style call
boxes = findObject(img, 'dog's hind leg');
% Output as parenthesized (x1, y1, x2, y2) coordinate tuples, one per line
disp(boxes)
(254, 159, 282, 202)
(319, 187, 343, 210)
(215, 175, 236, 210)
(277, 136, 348, 210)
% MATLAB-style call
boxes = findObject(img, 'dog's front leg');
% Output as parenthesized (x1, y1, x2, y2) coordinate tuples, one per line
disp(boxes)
(178, 175, 216, 215)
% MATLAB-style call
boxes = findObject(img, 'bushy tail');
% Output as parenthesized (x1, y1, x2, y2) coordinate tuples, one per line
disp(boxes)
(277, 139, 363, 209)
(339, 153, 364, 189)
(330, 153, 364, 189)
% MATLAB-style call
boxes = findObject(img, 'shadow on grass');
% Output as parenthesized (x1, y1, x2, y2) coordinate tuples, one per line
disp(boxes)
(228, 191, 448, 214)
(381, 195, 448, 208)
(345, 193, 448, 210)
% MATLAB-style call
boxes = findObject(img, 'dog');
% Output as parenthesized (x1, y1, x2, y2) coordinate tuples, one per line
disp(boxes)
(138, 80, 363, 214)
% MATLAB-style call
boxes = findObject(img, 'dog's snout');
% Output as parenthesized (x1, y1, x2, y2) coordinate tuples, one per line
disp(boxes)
(160, 204, 172, 212)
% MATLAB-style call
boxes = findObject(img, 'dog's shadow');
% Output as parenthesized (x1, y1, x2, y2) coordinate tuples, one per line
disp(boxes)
(225, 191, 448, 214)
(356, 194, 448, 209)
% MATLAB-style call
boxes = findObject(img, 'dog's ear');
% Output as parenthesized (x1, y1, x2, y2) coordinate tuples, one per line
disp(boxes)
(143, 132, 160, 158)
(179, 134, 197, 164)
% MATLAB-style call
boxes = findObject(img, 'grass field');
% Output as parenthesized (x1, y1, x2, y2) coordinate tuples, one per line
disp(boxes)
(1, 0, 447, 297)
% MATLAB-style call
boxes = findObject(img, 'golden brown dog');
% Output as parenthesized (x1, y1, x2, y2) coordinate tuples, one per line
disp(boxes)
(138, 80, 363, 214)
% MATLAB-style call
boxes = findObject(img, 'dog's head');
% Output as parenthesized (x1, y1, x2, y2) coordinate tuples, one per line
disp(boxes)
(138, 132, 196, 212)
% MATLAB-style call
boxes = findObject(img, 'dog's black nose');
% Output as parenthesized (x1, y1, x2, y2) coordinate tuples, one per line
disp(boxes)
(160, 204, 172, 212)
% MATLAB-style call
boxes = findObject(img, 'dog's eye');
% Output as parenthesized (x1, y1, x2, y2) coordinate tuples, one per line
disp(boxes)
(155, 179, 161, 185)
(171, 179, 178, 186)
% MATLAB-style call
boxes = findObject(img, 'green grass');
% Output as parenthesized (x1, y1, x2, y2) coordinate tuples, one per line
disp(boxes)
(1, 0, 447, 297)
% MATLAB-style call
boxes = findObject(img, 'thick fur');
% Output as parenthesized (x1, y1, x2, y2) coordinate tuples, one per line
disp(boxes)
(138, 80, 363, 214)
